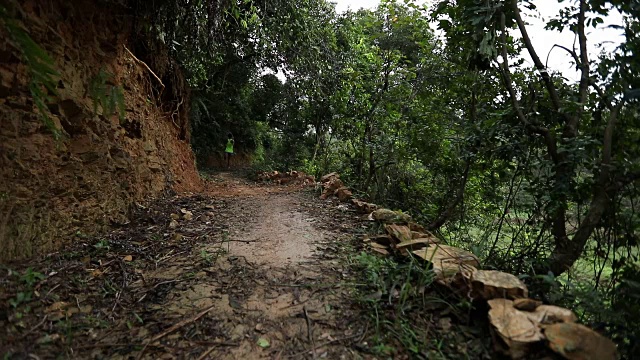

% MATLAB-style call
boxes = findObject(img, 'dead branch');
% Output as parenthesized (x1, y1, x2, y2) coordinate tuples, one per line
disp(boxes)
(137, 305, 216, 359)
(288, 329, 365, 359)
(499, 11, 559, 163)
(511, 0, 562, 112)
(196, 346, 216, 360)
(20, 315, 48, 339)
(303, 306, 317, 359)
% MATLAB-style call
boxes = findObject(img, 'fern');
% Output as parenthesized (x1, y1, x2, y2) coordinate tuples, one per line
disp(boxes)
(0, 3, 61, 139)
(89, 69, 126, 122)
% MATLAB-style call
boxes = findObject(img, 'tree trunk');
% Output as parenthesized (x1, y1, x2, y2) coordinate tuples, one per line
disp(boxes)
(547, 104, 623, 274)
(548, 182, 612, 275)
(427, 160, 471, 231)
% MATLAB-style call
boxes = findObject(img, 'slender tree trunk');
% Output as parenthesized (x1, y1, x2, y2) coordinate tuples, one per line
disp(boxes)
(547, 104, 623, 274)
(508, 1, 617, 275)
(362, 59, 391, 192)
(427, 160, 471, 231)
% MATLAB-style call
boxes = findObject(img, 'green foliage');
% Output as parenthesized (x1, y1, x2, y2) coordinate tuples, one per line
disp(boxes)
(20, 267, 45, 287)
(88, 69, 126, 122)
(0, 3, 61, 138)
(8, 291, 31, 309)
(93, 239, 110, 251)
(352, 249, 484, 358)
(7, 267, 44, 320)
(200, 249, 214, 266)
(140, 0, 638, 354)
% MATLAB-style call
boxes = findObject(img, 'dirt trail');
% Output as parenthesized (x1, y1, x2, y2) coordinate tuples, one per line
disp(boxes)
(0, 172, 371, 359)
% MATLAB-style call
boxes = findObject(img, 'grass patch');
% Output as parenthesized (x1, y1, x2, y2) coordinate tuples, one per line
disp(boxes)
(350, 251, 491, 359)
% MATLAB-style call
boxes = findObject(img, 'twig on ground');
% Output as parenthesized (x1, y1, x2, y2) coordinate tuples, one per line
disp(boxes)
(196, 346, 216, 360)
(44, 284, 60, 298)
(136, 304, 216, 359)
(74, 342, 147, 350)
(137, 279, 181, 303)
(20, 315, 48, 339)
(268, 282, 367, 289)
(279, 288, 325, 310)
(303, 306, 317, 359)
(153, 279, 180, 289)
(287, 330, 365, 359)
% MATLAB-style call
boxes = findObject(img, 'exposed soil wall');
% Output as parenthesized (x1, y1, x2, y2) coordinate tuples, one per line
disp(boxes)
(0, 0, 202, 261)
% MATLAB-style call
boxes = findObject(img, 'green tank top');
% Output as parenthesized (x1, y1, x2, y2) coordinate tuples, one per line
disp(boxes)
(225, 138, 234, 153)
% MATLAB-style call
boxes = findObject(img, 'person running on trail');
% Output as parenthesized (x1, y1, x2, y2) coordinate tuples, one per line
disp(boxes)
(225, 132, 234, 169)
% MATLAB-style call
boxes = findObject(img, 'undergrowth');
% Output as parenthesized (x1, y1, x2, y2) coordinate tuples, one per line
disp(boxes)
(351, 251, 491, 359)
(0, 2, 61, 139)
(89, 68, 126, 122)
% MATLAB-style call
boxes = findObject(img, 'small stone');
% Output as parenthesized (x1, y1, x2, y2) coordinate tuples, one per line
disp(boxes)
(257, 337, 270, 348)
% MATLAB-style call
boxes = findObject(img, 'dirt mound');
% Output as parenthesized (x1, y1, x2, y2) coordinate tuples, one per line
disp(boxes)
(0, 0, 201, 261)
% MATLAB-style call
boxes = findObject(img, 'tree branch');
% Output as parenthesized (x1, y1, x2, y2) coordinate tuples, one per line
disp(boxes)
(570, 0, 590, 136)
(427, 159, 471, 231)
(549, 102, 624, 275)
(499, 11, 559, 163)
(511, 0, 562, 112)
(547, 44, 580, 68)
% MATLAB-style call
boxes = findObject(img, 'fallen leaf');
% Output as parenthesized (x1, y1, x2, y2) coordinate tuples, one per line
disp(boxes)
(257, 337, 270, 348)
(91, 269, 103, 277)
(438, 317, 452, 332)
(48, 312, 65, 322)
(36, 334, 62, 344)
(362, 290, 382, 302)
(45, 302, 69, 313)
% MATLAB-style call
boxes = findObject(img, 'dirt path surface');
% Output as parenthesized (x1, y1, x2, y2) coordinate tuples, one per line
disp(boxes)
(0, 172, 372, 359)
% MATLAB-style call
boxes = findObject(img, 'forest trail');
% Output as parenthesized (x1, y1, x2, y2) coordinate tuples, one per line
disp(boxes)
(1, 172, 370, 359)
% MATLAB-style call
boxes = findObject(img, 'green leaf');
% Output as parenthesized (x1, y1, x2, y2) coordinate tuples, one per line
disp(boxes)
(257, 337, 270, 348)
